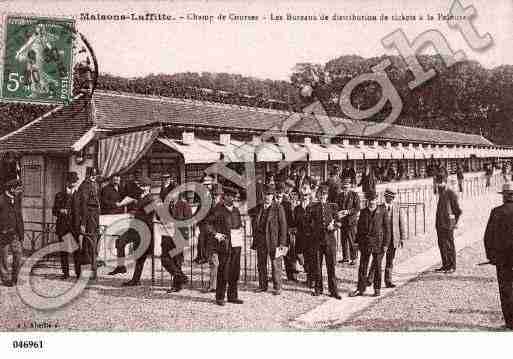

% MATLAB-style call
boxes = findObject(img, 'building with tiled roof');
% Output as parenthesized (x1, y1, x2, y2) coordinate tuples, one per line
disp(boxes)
(1, 90, 512, 226)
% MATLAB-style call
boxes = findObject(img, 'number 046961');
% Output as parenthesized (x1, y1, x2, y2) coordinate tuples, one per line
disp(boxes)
(12, 340, 44, 350)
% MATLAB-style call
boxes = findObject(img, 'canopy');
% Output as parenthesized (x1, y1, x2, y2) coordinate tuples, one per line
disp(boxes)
(157, 137, 221, 164)
(98, 128, 160, 178)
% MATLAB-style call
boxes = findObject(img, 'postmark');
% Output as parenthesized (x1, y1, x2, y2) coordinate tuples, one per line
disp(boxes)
(0, 14, 75, 105)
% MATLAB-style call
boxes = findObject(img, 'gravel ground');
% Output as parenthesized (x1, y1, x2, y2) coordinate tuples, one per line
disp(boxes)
(341, 240, 504, 331)
(0, 186, 502, 331)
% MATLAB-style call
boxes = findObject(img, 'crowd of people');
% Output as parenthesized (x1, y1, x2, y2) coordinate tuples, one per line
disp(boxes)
(3, 157, 513, 329)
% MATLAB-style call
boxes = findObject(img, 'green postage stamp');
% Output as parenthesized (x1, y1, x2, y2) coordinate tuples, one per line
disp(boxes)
(1, 15, 75, 105)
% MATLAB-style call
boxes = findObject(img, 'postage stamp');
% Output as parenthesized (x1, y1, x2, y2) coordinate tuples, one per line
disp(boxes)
(0, 14, 75, 105)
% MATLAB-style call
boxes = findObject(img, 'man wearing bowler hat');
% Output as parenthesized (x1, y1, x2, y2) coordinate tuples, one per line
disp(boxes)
(0, 179, 23, 286)
(367, 188, 406, 288)
(434, 173, 462, 273)
(336, 176, 361, 265)
(202, 183, 224, 292)
(484, 182, 513, 329)
(52, 172, 81, 279)
(252, 184, 288, 295)
(75, 166, 101, 281)
(350, 191, 388, 297)
(308, 184, 341, 299)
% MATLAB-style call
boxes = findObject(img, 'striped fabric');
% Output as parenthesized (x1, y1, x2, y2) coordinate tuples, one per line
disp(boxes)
(98, 128, 159, 178)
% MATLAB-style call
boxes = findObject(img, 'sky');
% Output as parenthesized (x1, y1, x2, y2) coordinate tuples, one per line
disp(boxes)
(3, 0, 512, 81)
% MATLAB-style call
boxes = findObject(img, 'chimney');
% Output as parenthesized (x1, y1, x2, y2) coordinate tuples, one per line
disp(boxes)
(342, 139, 350, 146)
(252, 136, 262, 146)
(386, 142, 392, 149)
(408, 143, 414, 150)
(219, 133, 231, 146)
(182, 132, 195, 145)
(320, 136, 331, 145)
(278, 136, 288, 146)
(358, 140, 364, 147)
(304, 137, 312, 145)
(373, 141, 379, 147)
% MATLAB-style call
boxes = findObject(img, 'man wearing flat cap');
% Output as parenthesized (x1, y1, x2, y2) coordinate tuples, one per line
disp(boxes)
(0, 179, 23, 286)
(307, 184, 341, 299)
(367, 188, 406, 288)
(252, 184, 288, 295)
(52, 172, 81, 279)
(75, 166, 101, 281)
(207, 186, 244, 305)
(484, 182, 513, 329)
(434, 173, 462, 273)
(335, 176, 361, 265)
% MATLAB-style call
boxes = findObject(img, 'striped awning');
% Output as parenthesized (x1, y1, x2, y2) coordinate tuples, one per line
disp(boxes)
(301, 142, 330, 161)
(278, 142, 308, 162)
(157, 137, 221, 164)
(98, 128, 160, 178)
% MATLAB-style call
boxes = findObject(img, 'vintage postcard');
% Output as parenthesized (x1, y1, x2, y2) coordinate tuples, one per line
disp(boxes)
(0, 0, 512, 356)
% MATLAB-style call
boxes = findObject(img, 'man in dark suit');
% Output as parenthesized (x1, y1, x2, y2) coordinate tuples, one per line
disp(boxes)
(308, 184, 341, 299)
(52, 172, 81, 280)
(293, 192, 313, 287)
(75, 167, 101, 281)
(208, 186, 244, 305)
(100, 174, 123, 215)
(484, 182, 513, 330)
(252, 184, 288, 295)
(435, 173, 462, 273)
(202, 183, 224, 292)
(335, 177, 361, 265)
(327, 166, 341, 203)
(161, 190, 191, 292)
(0, 179, 23, 287)
(367, 188, 406, 288)
(275, 182, 298, 281)
(350, 191, 388, 297)
(122, 179, 157, 287)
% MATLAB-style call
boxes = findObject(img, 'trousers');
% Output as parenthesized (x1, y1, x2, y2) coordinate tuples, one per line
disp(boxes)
(257, 247, 282, 291)
(436, 227, 456, 270)
(497, 264, 513, 328)
(58, 234, 81, 277)
(340, 225, 357, 261)
(358, 249, 384, 292)
(312, 240, 338, 295)
(0, 237, 22, 284)
(216, 247, 241, 301)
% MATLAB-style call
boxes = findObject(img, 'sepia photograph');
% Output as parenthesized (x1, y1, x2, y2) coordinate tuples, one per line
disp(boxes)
(0, 0, 512, 356)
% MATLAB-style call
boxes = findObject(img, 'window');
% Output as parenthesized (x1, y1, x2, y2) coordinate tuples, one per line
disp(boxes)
(23, 163, 42, 197)
(149, 158, 179, 182)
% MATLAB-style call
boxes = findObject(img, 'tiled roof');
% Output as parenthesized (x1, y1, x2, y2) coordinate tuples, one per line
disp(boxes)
(0, 90, 495, 155)
(92, 91, 495, 146)
(0, 95, 93, 154)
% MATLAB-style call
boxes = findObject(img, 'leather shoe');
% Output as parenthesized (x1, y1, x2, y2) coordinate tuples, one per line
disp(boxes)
(254, 287, 267, 293)
(273, 289, 281, 296)
(373, 289, 381, 297)
(385, 283, 396, 288)
(108, 266, 127, 275)
(167, 286, 182, 293)
(434, 267, 446, 272)
(445, 268, 456, 274)
(215, 300, 225, 306)
(228, 299, 244, 304)
(121, 280, 140, 287)
(349, 289, 364, 297)
(330, 293, 342, 300)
